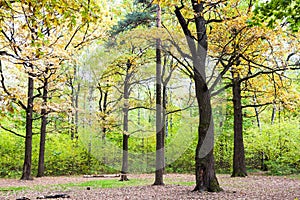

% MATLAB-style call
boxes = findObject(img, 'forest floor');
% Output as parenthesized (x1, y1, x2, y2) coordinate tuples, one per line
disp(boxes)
(0, 173, 299, 200)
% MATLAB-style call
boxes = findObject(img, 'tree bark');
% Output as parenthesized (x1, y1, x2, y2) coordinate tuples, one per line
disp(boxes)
(194, 79, 220, 192)
(71, 65, 80, 140)
(231, 72, 247, 177)
(153, 2, 164, 186)
(253, 95, 261, 130)
(271, 104, 276, 125)
(87, 85, 94, 167)
(37, 73, 49, 177)
(175, 1, 221, 192)
(120, 66, 130, 181)
(98, 85, 108, 164)
(21, 73, 34, 180)
(162, 84, 167, 171)
(253, 94, 267, 171)
(120, 133, 129, 181)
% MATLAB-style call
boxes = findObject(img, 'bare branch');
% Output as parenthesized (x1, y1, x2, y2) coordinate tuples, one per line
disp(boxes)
(65, 24, 86, 50)
(128, 106, 154, 111)
(242, 102, 272, 109)
(0, 124, 26, 138)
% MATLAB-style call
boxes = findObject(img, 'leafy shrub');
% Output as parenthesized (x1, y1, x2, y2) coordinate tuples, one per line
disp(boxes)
(244, 118, 300, 175)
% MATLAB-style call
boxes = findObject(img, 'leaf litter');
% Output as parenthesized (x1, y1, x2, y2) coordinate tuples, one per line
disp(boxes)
(0, 174, 299, 200)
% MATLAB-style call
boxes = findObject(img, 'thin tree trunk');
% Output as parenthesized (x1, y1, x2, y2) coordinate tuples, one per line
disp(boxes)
(271, 104, 276, 125)
(99, 88, 108, 164)
(37, 74, 49, 177)
(120, 133, 129, 181)
(71, 65, 80, 140)
(253, 95, 261, 130)
(162, 84, 167, 172)
(253, 94, 267, 170)
(153, 2, 164, 186)
(70, 66, 76, 139)
(231, 72, 247, 177)
(120, 69, 130, 181)
(75, 84, 80, 137)
(21, 73, 34, 180)
(87, 85, 94, 167)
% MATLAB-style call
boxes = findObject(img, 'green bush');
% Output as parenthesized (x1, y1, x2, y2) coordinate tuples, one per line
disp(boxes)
(0, 131, 24, 177)
(244, 118, 300, 175)
(0, 129, 117, 178)
(0, 115, 299, 177)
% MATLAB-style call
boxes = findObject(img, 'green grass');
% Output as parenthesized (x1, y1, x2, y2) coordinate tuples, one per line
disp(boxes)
(57, 178, 152, 189)
(0, 177, 195, 193)
(55, 177, 195, 190)
(167, 181, 194, 186)
(286, 174, 300, 180)
(0, 186, 28, 192)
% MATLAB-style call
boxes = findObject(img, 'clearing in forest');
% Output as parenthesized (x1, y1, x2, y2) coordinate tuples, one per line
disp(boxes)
(0, 173, 299, 199)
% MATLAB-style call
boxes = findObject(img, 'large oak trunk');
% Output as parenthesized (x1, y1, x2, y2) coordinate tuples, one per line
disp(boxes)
(231, 73, 247, 177)
(175, 1, 221, 191)
(193, 74, 221, 192)
(21, 75, 34, 180)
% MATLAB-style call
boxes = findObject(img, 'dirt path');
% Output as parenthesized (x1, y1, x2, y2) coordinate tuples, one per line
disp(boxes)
(0, 174, 299, 200)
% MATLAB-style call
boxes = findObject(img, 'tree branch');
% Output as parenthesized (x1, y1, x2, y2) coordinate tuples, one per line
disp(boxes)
(242, 102, 272, 109)
(129, 106, 154, 111)
(0, 124, 26, 138)
(0, 60, 27, 110)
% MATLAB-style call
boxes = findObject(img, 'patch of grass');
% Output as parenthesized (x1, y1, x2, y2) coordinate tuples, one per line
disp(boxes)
(57, 178, 152, 189)
(0, 176, 196, 194)
(286, 174, 300, 180)
(0, 186, 28, 192)
(167, 181, 194, 186)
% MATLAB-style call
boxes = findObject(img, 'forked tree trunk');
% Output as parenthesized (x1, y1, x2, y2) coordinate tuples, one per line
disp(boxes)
(231, 73, 247, 177)
(175, 1, 221, 192)
(21, 74, 34, 180)
(37, 74, 49, 177)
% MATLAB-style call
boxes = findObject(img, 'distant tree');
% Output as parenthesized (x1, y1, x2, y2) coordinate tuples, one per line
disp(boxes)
(0, 0, 103, 180)
(209, 7, 300, 177)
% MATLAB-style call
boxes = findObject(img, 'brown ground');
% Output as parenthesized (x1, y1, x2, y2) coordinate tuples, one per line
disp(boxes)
(0, 173, 299, 200)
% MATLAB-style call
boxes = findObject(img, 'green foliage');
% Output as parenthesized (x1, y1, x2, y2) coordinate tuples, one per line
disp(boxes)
(0, 129, 24, 177)
(1, 107, 299, 177)
(254, 0, 300, 31)
(245, 118, 300, 175)
(111, 11, 155, 36)
(0, 129, 116, 178)
(214, 130, 233, 173)
(166, 142, 195, 173)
